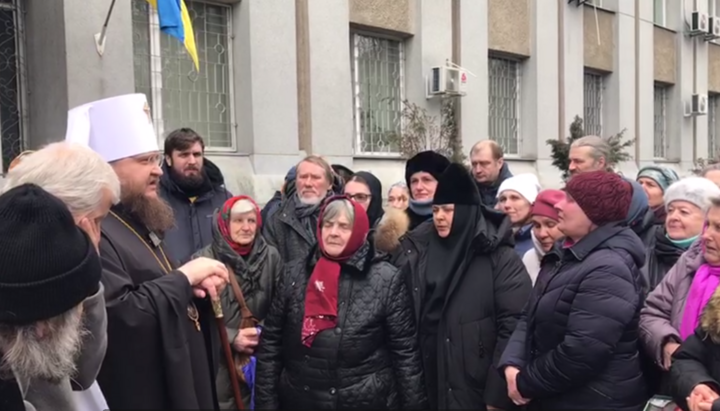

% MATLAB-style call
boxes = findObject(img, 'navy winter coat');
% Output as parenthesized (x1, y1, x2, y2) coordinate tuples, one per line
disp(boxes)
(500, 223, 648, 411)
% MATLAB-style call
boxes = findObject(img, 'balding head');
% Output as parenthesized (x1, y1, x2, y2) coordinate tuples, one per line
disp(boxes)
(568, 135, 610, 176)
(469, 140, 505, 184)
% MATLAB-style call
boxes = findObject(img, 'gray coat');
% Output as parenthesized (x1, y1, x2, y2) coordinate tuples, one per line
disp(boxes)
(262, 197, 318, 265)
(194, 224, 283, 410)
(19, 284, 108, 411)
(639, 240, 705, 366)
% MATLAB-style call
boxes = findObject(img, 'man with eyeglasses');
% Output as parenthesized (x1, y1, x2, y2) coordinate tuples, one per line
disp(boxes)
(65, 94, 229, 409)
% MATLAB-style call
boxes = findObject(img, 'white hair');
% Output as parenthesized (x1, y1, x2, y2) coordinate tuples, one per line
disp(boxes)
(230, 199, 256, 215)
(3, 142, 121, 216)
(0, 305, 86, 383)
(322, 199, 355, 225)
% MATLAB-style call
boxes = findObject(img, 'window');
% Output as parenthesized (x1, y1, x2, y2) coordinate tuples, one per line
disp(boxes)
(583, 73, 604, 136)
(654, 0, 666, 26)
(132, 0, 235, 150)
(653, 84, 669, 158)
(0, 0, 24, 172)
(351, 33, 404, 154)
(488, 57, 520, 155)
(710, 94, 720, 158)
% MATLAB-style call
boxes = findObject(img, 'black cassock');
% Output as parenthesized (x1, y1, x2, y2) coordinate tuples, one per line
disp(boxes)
(96, 204, 220, 410)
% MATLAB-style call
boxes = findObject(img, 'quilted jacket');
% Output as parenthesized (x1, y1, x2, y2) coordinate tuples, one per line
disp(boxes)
(254, 242, 428, 410)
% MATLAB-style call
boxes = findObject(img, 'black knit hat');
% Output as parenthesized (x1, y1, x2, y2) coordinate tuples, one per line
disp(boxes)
(433, 163, 481, 206)
(405, 151, 451, 188)
(0, 184, 101, 325)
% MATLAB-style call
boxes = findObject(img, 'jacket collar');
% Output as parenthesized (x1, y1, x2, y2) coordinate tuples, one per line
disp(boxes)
(551, 222, 626, 262)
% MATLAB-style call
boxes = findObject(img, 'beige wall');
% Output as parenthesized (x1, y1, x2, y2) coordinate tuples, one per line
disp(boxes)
(709, 44, 720, 93)
(348, 0, 413, 35)
(653, 26, 676, 84)
(583, 7, 613, 72)
(488, 0, 529, 57)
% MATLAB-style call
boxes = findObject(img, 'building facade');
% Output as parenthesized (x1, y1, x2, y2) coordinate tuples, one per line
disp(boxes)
(4, 0, 720, 197)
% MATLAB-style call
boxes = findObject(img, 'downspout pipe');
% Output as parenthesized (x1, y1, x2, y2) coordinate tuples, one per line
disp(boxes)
(558, 0, 565, 140)
(634, 0, 640, 166)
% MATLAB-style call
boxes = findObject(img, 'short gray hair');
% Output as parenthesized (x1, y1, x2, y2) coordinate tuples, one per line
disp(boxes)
(570, 135, 610, 164)
(322, 199, 355, 225)
(3, 142, 121, 217)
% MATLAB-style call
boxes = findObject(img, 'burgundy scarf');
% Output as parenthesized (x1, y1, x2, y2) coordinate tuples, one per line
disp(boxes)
(301, 195, 369, 347)
(217, 195, 262, 256)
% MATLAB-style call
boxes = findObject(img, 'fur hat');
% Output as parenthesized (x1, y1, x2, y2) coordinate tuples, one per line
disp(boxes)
(664, 177, 720, 213)
(433, 163, 480, 206)
(565, 171, 633, 226)
(404, 151, 450, 188)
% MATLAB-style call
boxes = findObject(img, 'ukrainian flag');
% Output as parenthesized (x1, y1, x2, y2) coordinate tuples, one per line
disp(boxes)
(146, 0, 200, 72)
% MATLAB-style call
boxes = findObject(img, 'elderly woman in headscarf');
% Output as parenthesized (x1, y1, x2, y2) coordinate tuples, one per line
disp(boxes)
(496, 173, 542, 256)
(387, 181, 409, 211)
(344, 171, 384, 227)
(254, 196, 427, 410)
(639, 177, 720, 394)
(194, 195, 283, 410)
(521, 189, 565, 285)
(637, 165, 680, 225)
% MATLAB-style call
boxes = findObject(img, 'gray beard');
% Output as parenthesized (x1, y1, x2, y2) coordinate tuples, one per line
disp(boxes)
(0, 306, 86, 384)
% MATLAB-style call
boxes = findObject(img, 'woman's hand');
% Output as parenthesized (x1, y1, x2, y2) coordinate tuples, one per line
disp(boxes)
(687, 384, 720, 411)
(232, 327, 259, 354)
(662, 341, 680, 370)
(504, 366, 529, 406)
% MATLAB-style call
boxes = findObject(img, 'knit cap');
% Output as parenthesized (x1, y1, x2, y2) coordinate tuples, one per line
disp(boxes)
(664, 177, 720, 213)
(531, 189, 565, 221)
(497, 173, 542, 203)
(565, 171, 633, 226)
(0, 184, 101, 325)
(637, 165, 680, 192)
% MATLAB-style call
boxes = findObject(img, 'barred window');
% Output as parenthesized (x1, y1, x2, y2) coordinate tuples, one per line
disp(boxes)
(0, 0, 24, 172)
(488, 57, 520, 155)
(654, 84, 669, 158)
(583, 73, 603, 136)
(132, 0, 235, 150)
(710, 94, 719, 158)
(351, 33, 404, 154)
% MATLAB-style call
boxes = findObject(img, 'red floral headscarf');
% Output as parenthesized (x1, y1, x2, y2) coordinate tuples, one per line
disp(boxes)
(301, 195, 369, 347)
(217, 195, 262, 256)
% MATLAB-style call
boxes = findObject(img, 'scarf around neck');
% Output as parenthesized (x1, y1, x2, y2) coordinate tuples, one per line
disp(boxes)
(294, 193, 326, 239)
(301, 195, 369, 347)
(408, 198, 433, 217)
(680, 263, 720, 339)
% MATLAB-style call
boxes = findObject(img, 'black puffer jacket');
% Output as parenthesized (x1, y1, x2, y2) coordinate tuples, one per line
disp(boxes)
(254, 242, 427, 410)
(646, 228, 686, 292)
(500, 223, 648, 411)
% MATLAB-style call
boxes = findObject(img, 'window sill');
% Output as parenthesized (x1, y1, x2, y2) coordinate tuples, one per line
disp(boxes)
(583, 3, 615, 15)
(353, 153, 406, 160)
(653, 24, 676, 34)
(652, 158, 680, 164)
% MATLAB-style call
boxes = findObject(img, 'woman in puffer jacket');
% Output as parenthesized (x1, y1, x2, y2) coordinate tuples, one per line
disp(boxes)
(254, 196, 427, 410)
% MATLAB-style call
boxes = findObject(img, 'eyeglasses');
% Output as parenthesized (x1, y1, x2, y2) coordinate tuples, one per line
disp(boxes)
(347, 193, 371, 203)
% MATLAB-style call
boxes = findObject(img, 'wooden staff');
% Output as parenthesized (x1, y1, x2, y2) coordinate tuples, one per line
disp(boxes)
(212, 297, 245, 410)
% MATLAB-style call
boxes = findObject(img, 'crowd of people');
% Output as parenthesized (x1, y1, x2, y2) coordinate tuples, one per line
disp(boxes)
(5, 92, 720, 411)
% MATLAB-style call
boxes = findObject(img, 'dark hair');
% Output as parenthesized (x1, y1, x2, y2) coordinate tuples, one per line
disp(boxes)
(164, 128, 205, 155)
(348, 174, 369, 188)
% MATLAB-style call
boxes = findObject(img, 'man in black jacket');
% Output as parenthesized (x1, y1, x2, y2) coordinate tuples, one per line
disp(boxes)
(159, 128, 232, 264)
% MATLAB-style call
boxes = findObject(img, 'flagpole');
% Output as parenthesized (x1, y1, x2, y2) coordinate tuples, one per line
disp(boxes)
(94, 0, 117, 56)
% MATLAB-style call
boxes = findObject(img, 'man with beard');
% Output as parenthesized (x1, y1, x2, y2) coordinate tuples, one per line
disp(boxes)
(66, 93, 230, 409)
(0, 184, 103, 411)
(2, 142, 122, 411)
(262, 155, 334, 264)
(159, 128, 232, 264)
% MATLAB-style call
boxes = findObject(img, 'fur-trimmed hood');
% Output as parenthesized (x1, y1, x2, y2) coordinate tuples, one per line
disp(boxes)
(701, 283, 720, 343)
(374, 208, 410, 254)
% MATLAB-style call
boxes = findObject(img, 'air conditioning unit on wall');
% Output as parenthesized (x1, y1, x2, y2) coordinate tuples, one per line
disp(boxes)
(690, 10, 710, 37)
(685, 94, 708, 116)
(427, 66, 468, 97)
(707, 16, 720, 40)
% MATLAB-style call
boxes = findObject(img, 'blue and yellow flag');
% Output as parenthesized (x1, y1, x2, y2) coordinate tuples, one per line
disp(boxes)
(146, 0, 199, 72)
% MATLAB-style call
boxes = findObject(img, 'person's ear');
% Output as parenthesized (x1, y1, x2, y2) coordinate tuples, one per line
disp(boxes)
(76, 216, 101, 253)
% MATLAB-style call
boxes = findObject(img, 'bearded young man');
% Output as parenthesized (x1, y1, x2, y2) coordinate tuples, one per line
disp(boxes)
(159, 128, 232, 264)
(66, 93, 230, 409)
(0, 184, 103, 411)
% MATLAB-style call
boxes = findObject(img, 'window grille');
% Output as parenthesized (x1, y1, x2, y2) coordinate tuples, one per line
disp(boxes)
(0, 0, 25, 172)
(132, 0, 235, 150)
(488, 57, 520, 155)
(351, 33, 404, 154)
(653, 84, 668, 158)
(583, 73, 603, 136)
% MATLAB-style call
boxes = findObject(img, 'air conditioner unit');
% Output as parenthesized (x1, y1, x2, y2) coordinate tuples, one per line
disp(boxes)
(686, 93, 708, 116)
(707, 16, 720, 39)
(691, 10, 710, 36)
(427, 66, 468, 97)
